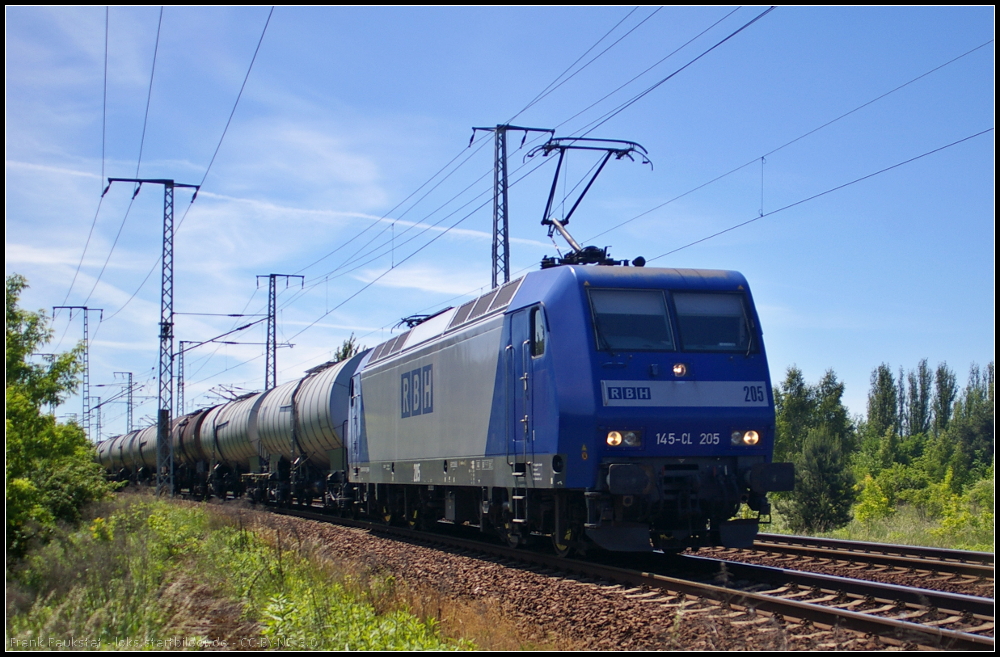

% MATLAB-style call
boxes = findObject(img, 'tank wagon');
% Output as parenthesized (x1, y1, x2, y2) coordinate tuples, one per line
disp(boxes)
(100, 264, 792, 554)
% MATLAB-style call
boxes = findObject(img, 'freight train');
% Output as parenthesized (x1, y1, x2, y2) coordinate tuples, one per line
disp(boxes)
(97, 262, 793, 554)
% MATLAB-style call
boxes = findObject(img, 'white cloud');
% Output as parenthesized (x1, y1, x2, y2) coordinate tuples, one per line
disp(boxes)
(5, 160, 101, 179)
(355, 264, 489, 296)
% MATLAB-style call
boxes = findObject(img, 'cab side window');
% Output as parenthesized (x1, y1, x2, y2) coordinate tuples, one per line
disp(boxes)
(531, 306, 546, 357)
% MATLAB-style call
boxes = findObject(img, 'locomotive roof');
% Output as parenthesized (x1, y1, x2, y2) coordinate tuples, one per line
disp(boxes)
(364, 264, 753, 367)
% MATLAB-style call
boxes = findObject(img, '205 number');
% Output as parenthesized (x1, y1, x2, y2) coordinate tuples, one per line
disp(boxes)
(744, 385, 765, 403)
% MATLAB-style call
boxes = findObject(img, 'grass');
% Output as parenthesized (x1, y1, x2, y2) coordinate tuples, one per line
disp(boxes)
(5, 491, 472, 650)
(763, 503, 994, 552)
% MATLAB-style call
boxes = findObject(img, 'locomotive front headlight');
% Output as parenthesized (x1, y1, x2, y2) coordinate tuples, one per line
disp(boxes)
(607, 431, 623, 446)
(672, 363, 688, 377)
(742, 430, 760, 446)
(731, 430, 742, 445)
(622, 430, 642, 447)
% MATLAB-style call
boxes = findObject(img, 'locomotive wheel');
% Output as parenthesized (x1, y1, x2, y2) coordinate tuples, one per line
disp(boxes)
(406, 507, 423, 530)
(381, 503, 395, 525)
(552, 527, 576, 558)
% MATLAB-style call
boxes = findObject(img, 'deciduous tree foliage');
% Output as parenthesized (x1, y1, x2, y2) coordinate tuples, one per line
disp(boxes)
(6, 274, 115, 558)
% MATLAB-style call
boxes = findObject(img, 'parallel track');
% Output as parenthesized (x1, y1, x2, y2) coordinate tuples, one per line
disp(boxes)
(737, 533, 995, 579)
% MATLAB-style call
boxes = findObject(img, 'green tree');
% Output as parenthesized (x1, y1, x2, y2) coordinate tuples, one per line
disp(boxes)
(333, 333, 365, 363)
(905, 358, 933, 437)
(782, 426, 856, 533)
(774, 367, 855, 462)
(773, 366, 816, 463)
(814, 369, 855, 451)
(773, 367, 856, 533)
(931, 362, 957, 435)
(916, 362, 993, 491)
(943, 362, 994, 487)
(866, 364, 898, 442)
(5, 274, 115, 558)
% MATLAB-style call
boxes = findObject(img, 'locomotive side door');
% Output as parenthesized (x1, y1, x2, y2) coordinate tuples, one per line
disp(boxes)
(348, 372, 363, 473)
(507, 306, 542, 473)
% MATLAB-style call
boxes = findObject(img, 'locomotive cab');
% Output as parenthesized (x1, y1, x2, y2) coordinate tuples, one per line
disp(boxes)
(517, 265, 794, 551)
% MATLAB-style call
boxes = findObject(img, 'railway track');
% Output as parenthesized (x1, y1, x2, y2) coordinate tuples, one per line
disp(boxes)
(740, 533, 995, 578)
(270, 506, 994, 650)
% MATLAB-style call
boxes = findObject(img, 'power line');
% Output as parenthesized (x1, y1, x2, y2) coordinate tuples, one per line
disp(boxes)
(645, 128, 994, 263)
(555, 6, 741, 135)
(197, 6, 274, 189)
(82, 7, 164, 308)
(583, 37, 996, 244)
(282, 7, 668, 301)
(62, 8, 111, 305)
(511, 7, 660, 121)
(292, 134, 493, 277)
(199, 156, 553, 385)
(284, 157, 551, 343)
(175, 9, 669, 342)
(102, 9, 274, 321)
(580, 6, 776, 138)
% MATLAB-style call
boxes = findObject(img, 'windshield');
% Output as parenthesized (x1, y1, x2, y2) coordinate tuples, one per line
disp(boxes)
(673, 292, 753, 352)
(589, 289, 674, 351)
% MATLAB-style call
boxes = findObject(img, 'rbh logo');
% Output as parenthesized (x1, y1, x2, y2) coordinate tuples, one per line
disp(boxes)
(607, 386, 651, 401)
(401, 365, 433, 418)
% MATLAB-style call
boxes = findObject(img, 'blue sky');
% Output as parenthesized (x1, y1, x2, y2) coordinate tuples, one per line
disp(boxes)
(6, 6, 994, 439)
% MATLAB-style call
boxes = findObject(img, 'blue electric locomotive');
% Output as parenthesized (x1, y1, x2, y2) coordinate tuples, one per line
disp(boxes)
(342, 263, 793, 553)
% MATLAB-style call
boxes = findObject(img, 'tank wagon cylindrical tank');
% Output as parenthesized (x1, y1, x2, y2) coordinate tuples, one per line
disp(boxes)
(170, 408, 214, 498)
(135, 424, 157, 473)
(198, 404, 226, 464)
(250, 352, 367, 504)
(96, 438, 114, 472)
(256, 379, 300, 462)
(295, 353, 364, 465)
(109, 430, 139, 473)
(212, 393, 266, 470)
(172, 407, 212, 465)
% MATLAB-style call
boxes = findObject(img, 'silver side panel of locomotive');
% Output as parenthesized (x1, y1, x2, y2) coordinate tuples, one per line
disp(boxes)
(350, 278, 527, 486)
(352, 315, 503, 483)
(359, 316, 503, 465)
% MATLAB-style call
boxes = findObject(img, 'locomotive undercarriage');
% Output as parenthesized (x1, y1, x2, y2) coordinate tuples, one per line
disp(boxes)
(583, 455, 791, 551)
(125, 452, 786, 556)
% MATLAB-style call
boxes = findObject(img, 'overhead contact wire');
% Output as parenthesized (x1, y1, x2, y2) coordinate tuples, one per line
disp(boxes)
(83, 7, 164, 309)
(62, 7, 111, 305)
(581, 6, 775, 137)
(556, 6, 741, 134)
(583, 37, 996, 244)
(646, 128, 994, 262)
(269, 7, 666, 322)
(191, 8, 744, 383)
(512, 7, 663, 121)
(105, 7, 274, 321)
